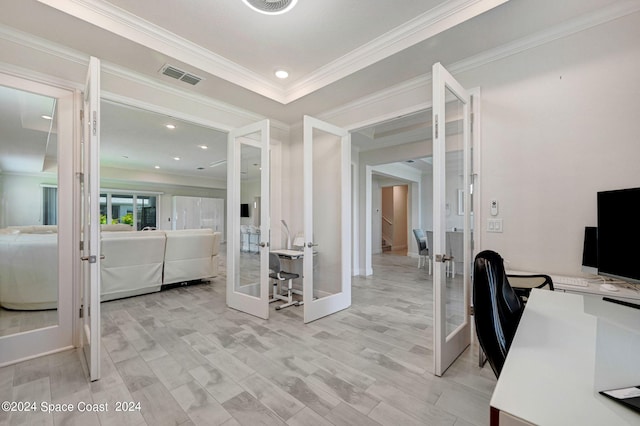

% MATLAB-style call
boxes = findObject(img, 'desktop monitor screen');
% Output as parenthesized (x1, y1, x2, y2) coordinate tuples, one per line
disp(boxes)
(597, 187, 640, 284)
(582, 226, 598, 274)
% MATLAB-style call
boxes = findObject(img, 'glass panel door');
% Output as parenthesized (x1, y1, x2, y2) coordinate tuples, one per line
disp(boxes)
(302, 116, 351, 323)
(80, 56, 101, 380)
(226, 120, 270, 319)
(432, 62, 472, 376)
(0, 73, 74, 365)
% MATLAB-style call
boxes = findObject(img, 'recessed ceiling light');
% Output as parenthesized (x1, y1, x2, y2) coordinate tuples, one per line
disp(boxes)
(166, 124, 176, 129)
(174, 157, 181, 161)
(41, 115, 53, 120)
(275, 69, 289, 79)
(154, 165, 160, 169)
(199, 145, 208, 150)
(242, 0, 298, 15)
(197, 167, 205, 170)
(122, 155, 129, 159)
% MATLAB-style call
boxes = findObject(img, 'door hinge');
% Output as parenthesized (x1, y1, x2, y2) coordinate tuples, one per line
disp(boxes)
(435, 114, 439, 139)
(80, 109, 84, 122)
(92, 111, 97, 136)
(470, 305, 475, 316)
(79, 305, 84, 318)
(79, 240, 84, 251)
(88, 306, 91, 317)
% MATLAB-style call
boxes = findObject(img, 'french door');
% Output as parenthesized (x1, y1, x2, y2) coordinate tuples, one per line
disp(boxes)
(432, 63, 472, 376)
(226, 120, 271, 319)
(302, 116, 351, 323)
(80, 56, 102, 380)
(0, 75, 74, 366)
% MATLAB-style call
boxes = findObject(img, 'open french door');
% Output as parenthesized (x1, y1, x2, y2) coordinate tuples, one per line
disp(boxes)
(80, 56, 101, 380)
(226, 120, 270, 319)
(302, 116, 351, 323)
(432, 62, 472, 376)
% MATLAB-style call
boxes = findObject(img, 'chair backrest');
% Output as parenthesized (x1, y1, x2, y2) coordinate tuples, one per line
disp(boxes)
(447, 231, 463, 260)
(426, 231, 433, 255)
(412, 229, 427, 251)
(269, 252, 281, 274)
(473, 250, 524, 378)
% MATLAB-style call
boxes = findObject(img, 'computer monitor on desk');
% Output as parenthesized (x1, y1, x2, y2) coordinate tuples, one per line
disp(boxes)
(598, 187, 640, 284)
(582, 226, 598, 275)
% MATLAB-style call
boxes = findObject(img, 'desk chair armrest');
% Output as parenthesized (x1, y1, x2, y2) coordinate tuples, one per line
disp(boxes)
(507, 274, 554, 302)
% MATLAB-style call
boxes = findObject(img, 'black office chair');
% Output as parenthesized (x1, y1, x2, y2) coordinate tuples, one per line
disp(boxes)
(269, 252, 300, 310)
(473, 250, 524, 378)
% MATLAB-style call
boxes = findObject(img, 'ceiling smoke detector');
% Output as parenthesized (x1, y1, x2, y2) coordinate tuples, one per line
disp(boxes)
(159, 64, 203, 85)
(242, 0, 298, 15)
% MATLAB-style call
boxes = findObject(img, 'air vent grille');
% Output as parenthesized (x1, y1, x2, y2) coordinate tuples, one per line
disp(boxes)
(160, 64, 203, 86)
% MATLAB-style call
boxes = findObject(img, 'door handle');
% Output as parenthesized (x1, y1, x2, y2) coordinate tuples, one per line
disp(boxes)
(259, 242, 269, 248)
(435, 254, 453, 263)
(307, 242, 318, 248)
(81, 255, 105, 263)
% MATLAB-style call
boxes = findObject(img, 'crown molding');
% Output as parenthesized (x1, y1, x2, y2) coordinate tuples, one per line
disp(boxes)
(319, 0, 640, 129)
(448, 0, 640, 76)
(36, 0, 508, 105)
(283, 0, 509, 103)
(0, 24, 290, 136)
(36, 0, 287, 102)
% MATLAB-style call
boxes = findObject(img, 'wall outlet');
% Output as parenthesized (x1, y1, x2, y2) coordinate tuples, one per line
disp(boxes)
(488, 219, 503, 233)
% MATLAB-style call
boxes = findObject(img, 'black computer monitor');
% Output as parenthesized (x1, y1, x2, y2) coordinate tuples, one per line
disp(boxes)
(581, 226, 598, 274)
(597, 187, 640, 284)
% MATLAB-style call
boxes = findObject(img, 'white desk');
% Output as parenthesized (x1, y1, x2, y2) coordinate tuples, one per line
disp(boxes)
(490, 289, 640, 426)
(506, 269, 640, 302)
(270, 249, 304, 260)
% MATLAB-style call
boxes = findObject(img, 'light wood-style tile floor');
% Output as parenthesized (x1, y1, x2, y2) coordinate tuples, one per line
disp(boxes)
(0, 252, 496, 426)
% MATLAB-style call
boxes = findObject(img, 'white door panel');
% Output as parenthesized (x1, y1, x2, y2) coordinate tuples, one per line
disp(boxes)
(302, 116, 351, 323)
(226, 120, 270, 319)
(81, 56, 101, 381)
(432, 63, 472, 376)
(0, 75, 74, 366)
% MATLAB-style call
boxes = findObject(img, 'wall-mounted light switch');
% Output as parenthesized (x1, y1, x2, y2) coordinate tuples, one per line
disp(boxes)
(488, 219, 503, 233)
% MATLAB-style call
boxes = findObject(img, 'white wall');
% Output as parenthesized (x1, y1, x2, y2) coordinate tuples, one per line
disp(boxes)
(308, 10, 640, 277)
(458, 12, 640, 275)
(0, 173, 57, 226)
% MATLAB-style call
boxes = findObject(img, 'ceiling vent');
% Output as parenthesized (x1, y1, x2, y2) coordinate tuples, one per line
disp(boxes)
(160, 64, 203, 86)
(242, 0, 298, 15)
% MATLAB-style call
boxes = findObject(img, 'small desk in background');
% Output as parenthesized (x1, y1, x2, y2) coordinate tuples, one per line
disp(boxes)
(270, 249, 304, 300)
(270, 249, 304, 260)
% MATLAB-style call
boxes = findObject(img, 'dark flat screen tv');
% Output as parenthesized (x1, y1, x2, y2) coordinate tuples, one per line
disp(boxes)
(240, 203, 250, 218)
(597, 187, 640, 284)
